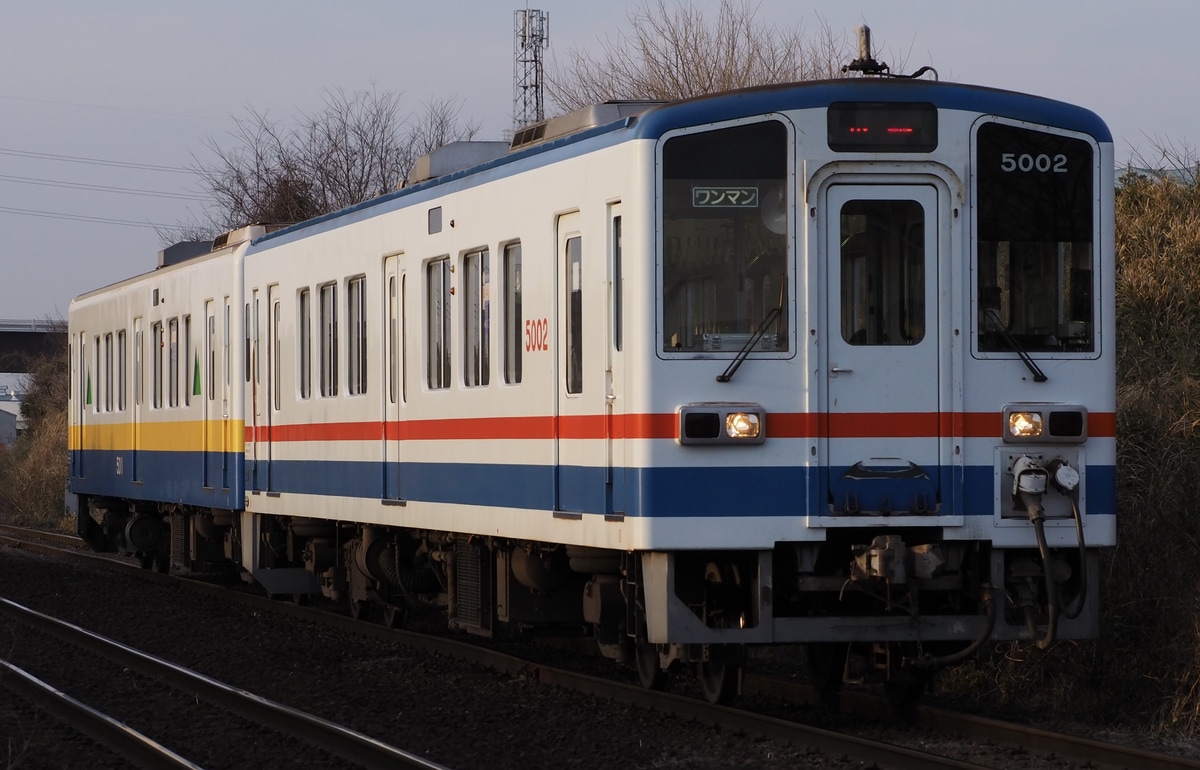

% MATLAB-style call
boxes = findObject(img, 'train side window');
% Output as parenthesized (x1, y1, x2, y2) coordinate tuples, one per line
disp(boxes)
(92, 335, 100, 413)
(565, 236, 583, 394)
(975, 122, 1095, 354)
(168, 317, 180, 408)
(319, 282, 339, 397)
(612, 216, 622, 352)
(183, 315, 193, 406)
(299, 288, 312, 399)
(427, 257, 451, 389)
(388, 276, 398, 404)
(224, 300, 231, 391)
(244, 303, 251, 384)
(660, 119, 789, 353)
(206, 309, 216, 402)
(503, 243, 522, 384)
(103, 333, 113, 413)
(134, 319, 143, 407)
(152, 322, 163, 409)
(401, 274, 408, 402)
(348, 276, 367, 396)
(271, 299, 282, 409)
(117, 330, 127, 411)
(464, 249, 490, 387)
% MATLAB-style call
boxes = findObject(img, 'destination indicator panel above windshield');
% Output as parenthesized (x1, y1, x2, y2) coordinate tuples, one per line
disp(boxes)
(827, 102, 938, 152)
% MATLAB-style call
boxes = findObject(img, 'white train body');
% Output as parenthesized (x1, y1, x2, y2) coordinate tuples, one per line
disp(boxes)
(70, 78, 1115, 698)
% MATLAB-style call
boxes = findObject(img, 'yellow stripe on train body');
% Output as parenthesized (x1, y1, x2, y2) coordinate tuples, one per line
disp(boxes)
(69, 420, 245, 453)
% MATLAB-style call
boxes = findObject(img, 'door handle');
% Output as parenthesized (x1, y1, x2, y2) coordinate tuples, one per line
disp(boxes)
(830, 365, 853, 376)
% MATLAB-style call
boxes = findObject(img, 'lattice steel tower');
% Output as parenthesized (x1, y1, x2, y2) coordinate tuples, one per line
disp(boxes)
(513, 8, 549, 130)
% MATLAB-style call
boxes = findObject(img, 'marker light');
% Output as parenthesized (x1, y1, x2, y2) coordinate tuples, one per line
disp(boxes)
(726, 412, 761, 440)
(1008, 411, 1044, 439)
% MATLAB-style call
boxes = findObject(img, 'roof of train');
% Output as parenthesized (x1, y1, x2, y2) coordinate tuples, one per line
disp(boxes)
(252, 77, 1110, 252)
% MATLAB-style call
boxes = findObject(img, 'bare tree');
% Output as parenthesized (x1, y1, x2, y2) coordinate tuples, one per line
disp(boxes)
(545, 0, 853, 112)
(184, 87, 481, 237)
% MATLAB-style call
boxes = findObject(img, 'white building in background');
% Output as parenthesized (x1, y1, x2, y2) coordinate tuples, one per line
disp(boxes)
(0, 385, 19, 448)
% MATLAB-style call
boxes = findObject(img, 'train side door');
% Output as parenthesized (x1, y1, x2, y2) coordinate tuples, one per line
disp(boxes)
(555, 211, 607, 515)
(823, 183, 943, 514)
(248, 289, 262, 492)
(383, 254, 404, 501)
(131, 318, 143, 483)
(606, 204, 625, 516)
(222, 298, 232, 490)
(74, 332, 86, 479)
(203, 303, 216, 488)
(266, 284, 280, 491)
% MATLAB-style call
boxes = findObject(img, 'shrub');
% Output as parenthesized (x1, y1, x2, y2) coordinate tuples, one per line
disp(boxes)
(0, 328, 70, 530)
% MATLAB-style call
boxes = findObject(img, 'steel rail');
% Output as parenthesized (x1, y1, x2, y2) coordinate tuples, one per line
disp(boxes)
(745, 672, 1200, 770)
(0, 523, 84, 548)
(0, 655, 204, 770)
(6, 527, 1196, 770)
(532, 665, 991, 770)
(0, 596, 449, 770)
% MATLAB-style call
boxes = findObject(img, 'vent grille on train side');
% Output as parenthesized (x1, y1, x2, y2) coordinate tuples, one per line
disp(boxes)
(453, 538, 490, 632)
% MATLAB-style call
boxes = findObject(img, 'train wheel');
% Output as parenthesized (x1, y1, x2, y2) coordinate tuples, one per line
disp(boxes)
(635, 643, 669, 691)
(699, 561, 744, 705)
(699, 646, 741, 705)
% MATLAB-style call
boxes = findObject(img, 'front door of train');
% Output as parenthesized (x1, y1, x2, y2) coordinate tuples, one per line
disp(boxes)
(824, 183, 943, 515)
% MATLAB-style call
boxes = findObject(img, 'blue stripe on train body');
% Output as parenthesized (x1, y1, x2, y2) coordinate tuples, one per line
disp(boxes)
(71, 448, 1115, 522)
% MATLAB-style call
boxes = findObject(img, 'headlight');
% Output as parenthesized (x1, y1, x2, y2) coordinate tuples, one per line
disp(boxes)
(1008, 411, 1043, 439)
(1002, 405, 1088, 444)
(726, 412, 761, 439)
(679, 404, 766, 445)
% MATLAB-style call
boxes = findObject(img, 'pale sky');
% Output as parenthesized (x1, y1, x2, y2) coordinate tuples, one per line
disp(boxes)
(1, 1, 1194, 321)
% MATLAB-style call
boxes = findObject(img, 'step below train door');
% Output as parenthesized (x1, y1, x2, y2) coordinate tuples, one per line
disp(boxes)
(823, 183, 943, 516)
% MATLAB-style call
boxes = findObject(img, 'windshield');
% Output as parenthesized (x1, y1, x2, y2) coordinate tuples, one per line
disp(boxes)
(660, 120, 789, 354)
(976, 122, 1095, 354)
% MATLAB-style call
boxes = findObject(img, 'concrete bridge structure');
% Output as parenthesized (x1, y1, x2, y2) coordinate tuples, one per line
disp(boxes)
(0, 319, 65, 373)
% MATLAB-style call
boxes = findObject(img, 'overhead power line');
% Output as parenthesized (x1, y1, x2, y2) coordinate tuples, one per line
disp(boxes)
(0, 206, 172, 230)
(0, 173, 208, 201)
(0, 147, 193, 174)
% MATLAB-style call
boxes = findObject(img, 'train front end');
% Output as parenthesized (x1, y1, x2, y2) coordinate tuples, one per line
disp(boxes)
(628, 81, 1115, 695)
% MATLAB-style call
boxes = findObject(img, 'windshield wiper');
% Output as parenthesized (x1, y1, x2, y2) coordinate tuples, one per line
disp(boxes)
(716, 306, 782, 383)
(993, 326, 1048, 382)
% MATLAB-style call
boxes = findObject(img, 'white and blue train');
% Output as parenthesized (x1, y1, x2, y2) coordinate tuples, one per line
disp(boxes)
(68, 71, 1115, 703)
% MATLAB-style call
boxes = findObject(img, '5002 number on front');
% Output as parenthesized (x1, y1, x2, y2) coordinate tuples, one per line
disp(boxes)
(1000, 152, 1068, 173)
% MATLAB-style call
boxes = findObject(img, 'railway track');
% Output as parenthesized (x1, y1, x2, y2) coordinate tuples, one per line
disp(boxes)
(0, 593, 448, 769)
(2, 523, 1195, 770)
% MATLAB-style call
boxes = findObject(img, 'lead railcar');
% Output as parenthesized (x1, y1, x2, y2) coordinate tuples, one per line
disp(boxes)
(69, 67, 1115, 704)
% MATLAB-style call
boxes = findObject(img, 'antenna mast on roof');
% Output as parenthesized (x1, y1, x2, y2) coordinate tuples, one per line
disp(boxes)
(513, 7, 550, 130)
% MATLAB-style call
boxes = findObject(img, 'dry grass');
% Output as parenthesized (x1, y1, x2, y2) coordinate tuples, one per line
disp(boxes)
(939, 171, 1200, 736)
(0, 332, 70, 532)
(0, 409, 69, 530)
